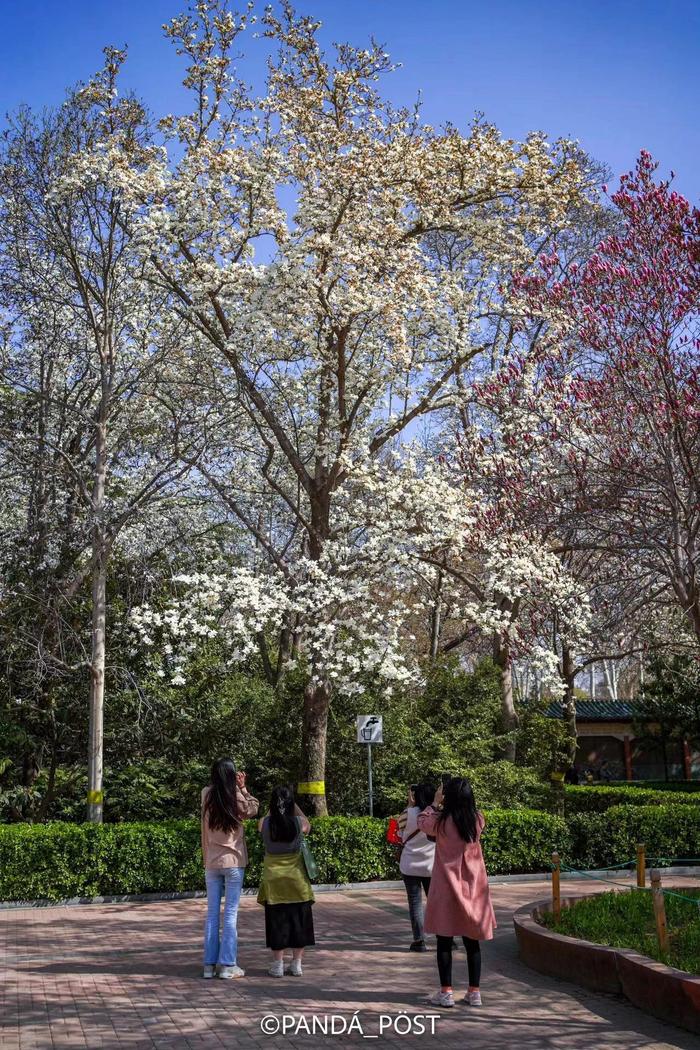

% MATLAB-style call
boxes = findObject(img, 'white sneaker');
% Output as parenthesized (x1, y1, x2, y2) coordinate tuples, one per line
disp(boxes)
(218, 964, 245, 979)
(202, 965, 216, 979)
(288, 959, 303, 976)
(268, 960, 285, 978)
(467, 990, 482, 1006)
(427, 990, 454, 1008)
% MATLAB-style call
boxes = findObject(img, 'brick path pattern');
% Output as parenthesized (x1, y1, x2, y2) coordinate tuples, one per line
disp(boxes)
(2, 876, 699, 1049)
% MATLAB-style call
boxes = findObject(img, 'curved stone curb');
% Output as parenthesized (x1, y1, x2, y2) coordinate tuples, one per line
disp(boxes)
(513, 894, 700, 1036)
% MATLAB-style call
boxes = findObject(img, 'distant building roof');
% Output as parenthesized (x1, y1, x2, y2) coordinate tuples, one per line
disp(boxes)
(546, 699, 641, 721)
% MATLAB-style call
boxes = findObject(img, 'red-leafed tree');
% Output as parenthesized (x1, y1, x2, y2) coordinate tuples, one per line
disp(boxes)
(520, 151, 700, 651)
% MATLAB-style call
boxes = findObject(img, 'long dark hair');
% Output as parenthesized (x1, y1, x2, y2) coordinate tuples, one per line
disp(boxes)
(438, 777, 478, 843)
(268, 785, 297, 843)
(413, 781, 436, 811)
(204, 757, 240, 833)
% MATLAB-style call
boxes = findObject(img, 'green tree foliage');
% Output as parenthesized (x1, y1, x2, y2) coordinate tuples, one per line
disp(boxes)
(636, 655, 700, 743)
(4, 650, 554, 821)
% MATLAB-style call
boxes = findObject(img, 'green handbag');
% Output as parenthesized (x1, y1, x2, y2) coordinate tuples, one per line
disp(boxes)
(300, 835, 319, 881)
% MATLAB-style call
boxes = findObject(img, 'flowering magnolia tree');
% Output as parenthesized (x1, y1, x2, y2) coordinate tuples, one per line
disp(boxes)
(0, 58, 202, 821)
(516, 153, 700, 651)
(440, 368, 593, 757)
(97, 1, 592, 812)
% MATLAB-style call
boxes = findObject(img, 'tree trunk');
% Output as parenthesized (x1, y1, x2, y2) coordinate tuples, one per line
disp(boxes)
(297, 493, 333, 815)
(561, 644, 578, 766)
(274, 625, 293, 687)
(36, 712, 58, 823)
(661, 731, 669, 782)
(429, 569, 443, 661)
(299, 680, 331, 815)
(87, 417, 108, 824)
(87, 537, 107, 823)
(493, 633, 518, 761)
(603, 659, 618, 701)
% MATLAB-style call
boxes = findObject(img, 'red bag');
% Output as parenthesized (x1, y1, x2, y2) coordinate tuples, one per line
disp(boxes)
(385, 816, 403, 846)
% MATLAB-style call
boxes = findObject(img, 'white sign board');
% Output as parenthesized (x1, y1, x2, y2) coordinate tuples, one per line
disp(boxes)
(356, 714, 383, 744)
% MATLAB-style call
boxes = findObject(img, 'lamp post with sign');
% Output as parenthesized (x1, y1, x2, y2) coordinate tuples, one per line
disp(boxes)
(356, 715, 383, 816)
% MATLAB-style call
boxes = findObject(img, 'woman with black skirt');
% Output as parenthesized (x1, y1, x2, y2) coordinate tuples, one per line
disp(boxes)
(257, 785, 315, 977)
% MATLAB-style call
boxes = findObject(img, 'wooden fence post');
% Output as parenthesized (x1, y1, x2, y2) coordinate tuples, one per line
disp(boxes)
(552, 851, 561, 923)
(636, 843, 646, 888)
(650, 868, 670, 956)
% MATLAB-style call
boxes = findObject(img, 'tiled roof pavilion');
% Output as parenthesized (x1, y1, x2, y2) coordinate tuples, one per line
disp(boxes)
(546, 699, 641, 720)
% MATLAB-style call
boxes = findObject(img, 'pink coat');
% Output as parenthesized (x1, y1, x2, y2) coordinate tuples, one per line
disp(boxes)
(417, 806, 497, 940)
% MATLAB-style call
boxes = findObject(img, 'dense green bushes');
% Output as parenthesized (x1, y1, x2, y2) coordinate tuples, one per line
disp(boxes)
(563, 784, 700, 814)
(568, 804, 700, 870)
(611, 781, 700, 793)
(480, 809, 570, 873)
(0, 817, 399, 901)
(2, 657, 512, 823)
(1, 803, 697, 903)
(0, 809, 568, 902)
(0, 820, 203, 902)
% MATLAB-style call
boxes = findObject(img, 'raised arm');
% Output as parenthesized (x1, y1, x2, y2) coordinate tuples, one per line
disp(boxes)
(416, 805, 439, 837)
(237, 787, 259, 819)
(417, 782, 442, 837)
(294, 803, 311, 834)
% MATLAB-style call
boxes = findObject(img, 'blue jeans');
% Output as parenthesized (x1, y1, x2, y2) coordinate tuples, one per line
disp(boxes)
(204, 867, 245, 966)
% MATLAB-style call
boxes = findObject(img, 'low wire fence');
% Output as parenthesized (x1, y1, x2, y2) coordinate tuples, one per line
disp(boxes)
(550, 845, 700, 958)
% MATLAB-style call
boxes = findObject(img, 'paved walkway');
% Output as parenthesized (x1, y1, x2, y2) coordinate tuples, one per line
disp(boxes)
(1, 876, 699, 1049)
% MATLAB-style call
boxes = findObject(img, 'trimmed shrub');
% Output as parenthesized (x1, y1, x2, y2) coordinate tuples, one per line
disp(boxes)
(0, 820, 203, 902)
(0, 809, 567, 903)
(564, 785, 700, 815)
(610, 781, 700, 793)
(242, 816, 397, 887)
(4, 806, 694, 904)
(567, 804, 700, 870)
(480, 809, 570, 874)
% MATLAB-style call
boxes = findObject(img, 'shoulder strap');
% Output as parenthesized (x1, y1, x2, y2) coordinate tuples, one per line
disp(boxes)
(402, 828, 421, 847)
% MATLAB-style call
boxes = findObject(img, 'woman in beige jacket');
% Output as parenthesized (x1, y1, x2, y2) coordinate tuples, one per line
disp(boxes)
(201, 757, 259, 979)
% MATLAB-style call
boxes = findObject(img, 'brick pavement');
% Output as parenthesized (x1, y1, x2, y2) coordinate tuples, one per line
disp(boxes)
(1, 877, 699, 1050)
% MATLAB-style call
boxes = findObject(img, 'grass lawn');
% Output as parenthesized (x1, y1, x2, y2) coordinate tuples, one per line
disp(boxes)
(541, 888, 700, 975)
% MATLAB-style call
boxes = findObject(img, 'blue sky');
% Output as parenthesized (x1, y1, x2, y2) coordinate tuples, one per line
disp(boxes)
(1, 1, 698, 199)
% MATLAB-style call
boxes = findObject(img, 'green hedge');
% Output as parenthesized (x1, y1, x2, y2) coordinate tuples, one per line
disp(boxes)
(608, 781, 700, 793)
(0, 820, 204, 902)
(0, 809, 568, 903)
(567, 804, 700, 870)
(563, 785, 700, 814)
(4, 805, 695, 904)
(480, 809, 570, 874)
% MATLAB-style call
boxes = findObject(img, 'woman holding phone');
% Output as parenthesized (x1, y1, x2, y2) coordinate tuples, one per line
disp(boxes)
(201, 758, 259, 979)
(417, 777, 496, 1007)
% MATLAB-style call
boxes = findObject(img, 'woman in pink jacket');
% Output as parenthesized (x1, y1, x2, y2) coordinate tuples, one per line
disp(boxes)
(201, 758, 259, 979)
(417, 778, 496, 1008)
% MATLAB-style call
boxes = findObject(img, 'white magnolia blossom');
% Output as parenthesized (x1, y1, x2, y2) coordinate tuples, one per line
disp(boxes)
(130, 446, 589, 697)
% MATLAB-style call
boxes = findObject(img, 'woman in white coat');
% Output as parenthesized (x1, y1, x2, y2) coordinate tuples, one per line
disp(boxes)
(398, 781, 436, 951)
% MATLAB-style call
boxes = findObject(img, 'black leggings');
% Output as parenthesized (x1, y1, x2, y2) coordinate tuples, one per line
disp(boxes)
(436, 935, 481, 988)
